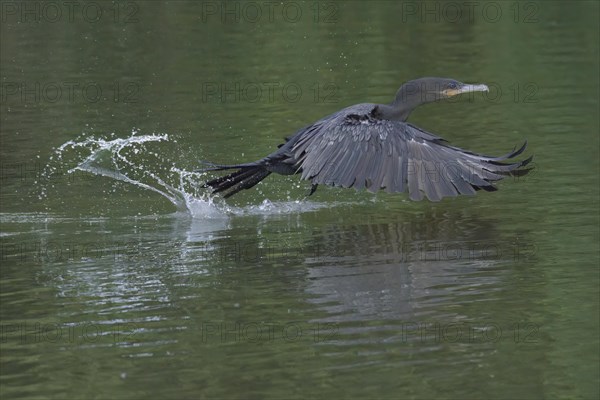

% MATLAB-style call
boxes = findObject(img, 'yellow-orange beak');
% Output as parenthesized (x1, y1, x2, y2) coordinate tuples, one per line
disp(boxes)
(442, 84, 489, 97)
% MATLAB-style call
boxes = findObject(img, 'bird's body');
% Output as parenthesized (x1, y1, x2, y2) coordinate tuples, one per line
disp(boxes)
(201, 77, 532, 201)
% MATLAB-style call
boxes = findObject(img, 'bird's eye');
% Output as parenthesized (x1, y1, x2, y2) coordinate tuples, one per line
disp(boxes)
(448, 82, 458, 89)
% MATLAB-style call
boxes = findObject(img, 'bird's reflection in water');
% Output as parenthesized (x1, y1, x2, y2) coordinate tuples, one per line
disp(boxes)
(302, 209, 529, 327)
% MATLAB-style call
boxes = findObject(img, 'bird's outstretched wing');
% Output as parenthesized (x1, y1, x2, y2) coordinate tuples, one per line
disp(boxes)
(291, 107, 532, 201)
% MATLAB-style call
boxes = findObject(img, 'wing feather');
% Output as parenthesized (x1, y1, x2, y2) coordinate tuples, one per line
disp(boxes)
(292, 106, 531, 201)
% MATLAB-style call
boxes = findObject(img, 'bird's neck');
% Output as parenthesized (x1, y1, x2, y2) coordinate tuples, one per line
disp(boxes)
(376, 100, 416, 121)
(376, 88, 428, 121)
(379, 83, 438, 121)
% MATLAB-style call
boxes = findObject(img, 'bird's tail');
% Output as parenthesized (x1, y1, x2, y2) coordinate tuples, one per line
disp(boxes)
(198, 162, 271, 198)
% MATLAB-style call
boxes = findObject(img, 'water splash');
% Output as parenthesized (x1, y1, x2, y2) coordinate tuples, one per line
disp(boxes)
(43, 131, 334, 218)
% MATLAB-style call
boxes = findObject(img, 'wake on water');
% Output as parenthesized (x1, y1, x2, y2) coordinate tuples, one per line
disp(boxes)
(42, 131, 333, 218)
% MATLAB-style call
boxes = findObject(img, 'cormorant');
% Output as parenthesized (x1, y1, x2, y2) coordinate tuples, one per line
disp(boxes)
(200, 77, 532, 201)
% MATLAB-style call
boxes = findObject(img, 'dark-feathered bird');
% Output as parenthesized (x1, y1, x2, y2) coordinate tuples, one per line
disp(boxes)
(200, 77, 532, 201)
